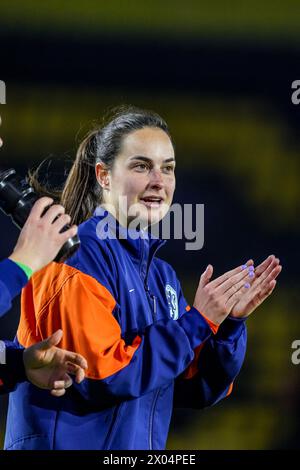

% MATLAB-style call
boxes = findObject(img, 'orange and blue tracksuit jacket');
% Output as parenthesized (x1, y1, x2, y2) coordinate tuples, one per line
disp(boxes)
(5, 210, 247, 450)
(0, 259, 28, 394)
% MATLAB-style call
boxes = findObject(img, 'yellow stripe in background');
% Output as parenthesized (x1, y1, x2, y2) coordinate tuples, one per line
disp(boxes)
(0, 0, 299, 43)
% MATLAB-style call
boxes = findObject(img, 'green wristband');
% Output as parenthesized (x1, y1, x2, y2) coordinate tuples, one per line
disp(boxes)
(14, 261, 34, 280)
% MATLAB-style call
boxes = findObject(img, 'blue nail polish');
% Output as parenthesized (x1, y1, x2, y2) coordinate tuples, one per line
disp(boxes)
(248, 266, 255, 271)
(241, 264, 247, 270)
(244, 283, 250, 288)
(249, 271, 255, 278)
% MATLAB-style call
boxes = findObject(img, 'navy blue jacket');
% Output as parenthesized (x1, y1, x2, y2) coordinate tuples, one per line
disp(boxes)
(5, 210, 247, 450)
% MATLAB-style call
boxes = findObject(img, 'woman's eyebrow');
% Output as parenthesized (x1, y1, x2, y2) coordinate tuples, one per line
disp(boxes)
(128, 156, 175, 163)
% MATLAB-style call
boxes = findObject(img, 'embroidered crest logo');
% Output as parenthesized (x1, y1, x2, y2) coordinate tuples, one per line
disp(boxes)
(165, 284, 178, 320)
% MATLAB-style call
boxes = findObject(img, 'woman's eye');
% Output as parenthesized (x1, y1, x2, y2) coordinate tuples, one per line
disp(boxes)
(163, 166, 174, 173)
(135, 164, 148, 171)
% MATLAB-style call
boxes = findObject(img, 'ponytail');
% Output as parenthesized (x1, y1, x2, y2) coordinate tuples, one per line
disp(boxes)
(61, 129, 102, 225)
(28, 128, 102, 226)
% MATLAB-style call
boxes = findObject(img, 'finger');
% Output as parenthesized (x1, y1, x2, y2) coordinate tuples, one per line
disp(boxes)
(38, 329, 63, 350)
(223, 270, 256, 302)
(209, 259, 254, 289)
(199, 264, 213, 288)
(64, 363, 85, 383)
(75, 367, 85, 384)
(238, 268, 280, 313)
(41, 204, 65, 225)
(60, 224, 78, 239)
(58, 225, 78, 243)
(266, 279, 277, 295)
(263, 279, 277, 295)
(226, 281, 254, 310)
(216, 264, 255, 295)
(254, 259, 280, 285)
(254, 255, 276, 277)
(52, 213, 71, 232)
(62, 373, 73, 389)
(260, 265, 282, 288)
(64, 353, 88, 370)
(27, 197, 54, 221)
(53, 374, 73, 389)
(52, 380, 67, 389)
(50, 388, 66, 397)
(256, 279, 278, 305)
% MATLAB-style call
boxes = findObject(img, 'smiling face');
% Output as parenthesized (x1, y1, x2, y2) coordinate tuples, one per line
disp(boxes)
(96, 126, 176, 227)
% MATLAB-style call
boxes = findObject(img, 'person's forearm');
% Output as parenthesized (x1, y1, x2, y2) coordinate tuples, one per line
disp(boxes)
(72, 307, 213, 406)
(0, 258, 30, 317)
(174, 316, 247, 409)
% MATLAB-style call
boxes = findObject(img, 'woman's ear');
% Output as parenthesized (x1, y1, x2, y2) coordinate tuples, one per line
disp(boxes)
(95, 162, 110, 190)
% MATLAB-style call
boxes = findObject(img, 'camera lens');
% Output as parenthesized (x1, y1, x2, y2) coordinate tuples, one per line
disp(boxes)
(0, 169, 38, 227)
(0, 168, 80, 261)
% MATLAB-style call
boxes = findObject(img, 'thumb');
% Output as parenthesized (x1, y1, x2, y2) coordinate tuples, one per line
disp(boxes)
(199, 264, 213, 288)
(38, 329, 63, 351)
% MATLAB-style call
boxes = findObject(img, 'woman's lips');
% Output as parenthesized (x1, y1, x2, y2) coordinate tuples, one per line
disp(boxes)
(139, 198, 163, 209)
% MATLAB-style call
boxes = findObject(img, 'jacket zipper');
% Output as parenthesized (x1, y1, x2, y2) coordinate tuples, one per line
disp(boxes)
(152, 295, 157, 317)
(150, 293, 157, 322)
(149, 388, 160, 450)
(144, 283, 157, 322)
(141, 237, 161, 450)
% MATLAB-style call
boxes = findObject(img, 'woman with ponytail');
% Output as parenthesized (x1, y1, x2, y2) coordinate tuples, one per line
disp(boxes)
(5, 106, 281, 450)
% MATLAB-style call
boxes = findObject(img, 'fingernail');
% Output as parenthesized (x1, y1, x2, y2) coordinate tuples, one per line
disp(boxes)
(241, 264, 248, 270)
(248, 266, 255, 271)
(249, 271, 255, 278)
(244, 282, 250, 288)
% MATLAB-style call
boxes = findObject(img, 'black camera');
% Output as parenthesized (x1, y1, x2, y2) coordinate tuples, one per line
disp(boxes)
(0, 168, 80, 262)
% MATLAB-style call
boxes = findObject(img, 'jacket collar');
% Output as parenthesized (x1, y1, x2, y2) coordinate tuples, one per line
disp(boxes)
(93, 207, 166, 263)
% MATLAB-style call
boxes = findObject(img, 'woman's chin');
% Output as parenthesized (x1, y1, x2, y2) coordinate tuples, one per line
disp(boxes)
(126, 204, 165, 229)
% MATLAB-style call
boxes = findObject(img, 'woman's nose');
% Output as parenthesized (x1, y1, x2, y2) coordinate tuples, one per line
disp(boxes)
(149, 169, 164, 187)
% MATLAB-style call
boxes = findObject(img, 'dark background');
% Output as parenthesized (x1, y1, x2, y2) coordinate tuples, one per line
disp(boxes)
(0, 0, 300, 449)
